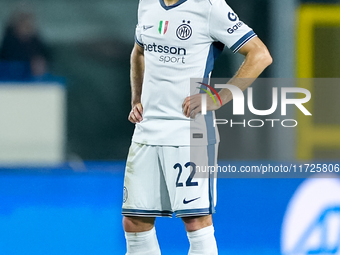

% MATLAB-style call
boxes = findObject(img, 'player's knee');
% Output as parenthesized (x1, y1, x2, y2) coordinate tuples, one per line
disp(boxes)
(182, 215, 213, 232)
(123, 216, 155, 233)
(187, 225, 218, 255)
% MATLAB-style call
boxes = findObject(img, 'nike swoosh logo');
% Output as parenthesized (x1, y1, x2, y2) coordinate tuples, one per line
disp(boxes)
(183, 197, 200, 204)
(143, 25, 154, 31)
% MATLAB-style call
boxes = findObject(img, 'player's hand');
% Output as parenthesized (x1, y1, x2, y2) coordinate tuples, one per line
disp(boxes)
(128, 103, 143, 123)
(182, 94, 221, 119)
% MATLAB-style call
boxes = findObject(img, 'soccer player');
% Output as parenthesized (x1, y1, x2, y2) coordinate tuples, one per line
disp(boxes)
(122, 0, 272, 254)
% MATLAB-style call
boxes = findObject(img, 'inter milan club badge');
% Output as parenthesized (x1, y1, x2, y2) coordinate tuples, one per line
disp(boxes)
(176, 20, 192, 40)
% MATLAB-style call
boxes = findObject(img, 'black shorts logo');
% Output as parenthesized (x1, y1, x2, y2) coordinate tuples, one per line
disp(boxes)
(183, 197, 200, 204)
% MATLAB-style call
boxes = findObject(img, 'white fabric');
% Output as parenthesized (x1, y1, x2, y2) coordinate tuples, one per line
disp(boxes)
(187, 225, 218, 255)
(132, 0, 256, 146)
(209, 0, 256, 51)
(125, 227, 161, 255)
(122, 142, 218, 218)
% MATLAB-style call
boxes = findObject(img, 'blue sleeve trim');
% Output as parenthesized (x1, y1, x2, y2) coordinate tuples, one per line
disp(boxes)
(230, 30, 257, 53)
(135, 36, 143, 47)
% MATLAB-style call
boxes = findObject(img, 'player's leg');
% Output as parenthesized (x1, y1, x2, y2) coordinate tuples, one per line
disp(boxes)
(123, 216, 155, 232)
(182, 215, 217, 255)
(123, 216, 160, 255)
(182, 143, 219, 255)
(181, 214, 212, 232)
(122, 142, 172, 255)
(161, 143, 219, 254)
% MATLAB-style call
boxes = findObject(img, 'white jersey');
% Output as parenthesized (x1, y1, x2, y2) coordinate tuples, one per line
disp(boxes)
(132, 0, 257, 146)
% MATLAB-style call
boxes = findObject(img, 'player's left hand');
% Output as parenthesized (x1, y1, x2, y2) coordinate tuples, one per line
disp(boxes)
(182, 94, 221, 118)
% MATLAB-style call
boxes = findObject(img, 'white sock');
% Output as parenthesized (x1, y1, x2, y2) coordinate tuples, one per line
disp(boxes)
(187, 225, 218, 255)
(125, 227, 161, 255)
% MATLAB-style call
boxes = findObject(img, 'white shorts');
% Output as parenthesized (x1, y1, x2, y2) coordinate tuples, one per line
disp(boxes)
(122, 142, 218, 218)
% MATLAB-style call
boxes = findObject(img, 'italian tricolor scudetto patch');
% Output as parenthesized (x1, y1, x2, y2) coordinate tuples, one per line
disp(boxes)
(158, 21, 169, 35)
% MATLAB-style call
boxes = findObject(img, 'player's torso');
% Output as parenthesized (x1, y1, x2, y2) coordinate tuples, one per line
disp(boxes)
(133, 0, 217, 146)
(138, 0, 214, 115)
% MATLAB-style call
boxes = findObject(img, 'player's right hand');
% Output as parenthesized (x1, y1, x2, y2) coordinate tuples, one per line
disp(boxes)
(128, 103, 143, 123)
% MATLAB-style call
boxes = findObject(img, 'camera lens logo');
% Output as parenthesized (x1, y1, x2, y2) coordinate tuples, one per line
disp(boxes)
(228, 12, 238, 22)
(176, 20, 192, 40)
(197, 82, 222, 115)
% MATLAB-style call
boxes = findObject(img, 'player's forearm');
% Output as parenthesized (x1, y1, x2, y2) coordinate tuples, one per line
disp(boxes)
(130, 45, 145, 107)
(218, 40, 272, 106)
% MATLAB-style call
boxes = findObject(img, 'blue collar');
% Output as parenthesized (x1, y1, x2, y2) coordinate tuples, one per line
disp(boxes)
(159, 0, 188, 10)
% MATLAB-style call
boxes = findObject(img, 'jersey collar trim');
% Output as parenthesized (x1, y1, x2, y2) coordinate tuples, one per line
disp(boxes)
(159, 0, 187, 10)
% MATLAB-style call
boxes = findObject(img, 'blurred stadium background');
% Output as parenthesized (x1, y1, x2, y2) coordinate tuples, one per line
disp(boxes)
(0, 0, 340, 254)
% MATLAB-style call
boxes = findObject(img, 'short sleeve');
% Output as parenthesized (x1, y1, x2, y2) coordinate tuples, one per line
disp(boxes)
(135, 25, 144, 47)
(209, 0, 257, 53)
(135, 1, 144, 47)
